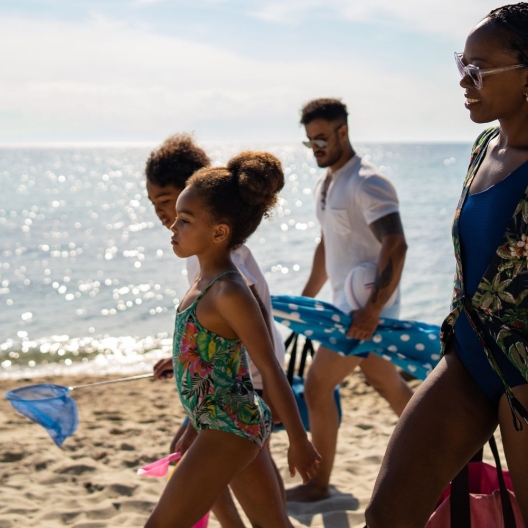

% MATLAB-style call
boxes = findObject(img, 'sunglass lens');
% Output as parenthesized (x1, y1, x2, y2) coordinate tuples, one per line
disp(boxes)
(302, 141, 312, 148)
(468, 67, 482, 89)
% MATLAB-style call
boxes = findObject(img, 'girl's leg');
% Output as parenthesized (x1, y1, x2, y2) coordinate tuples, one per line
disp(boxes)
(365, 351, 498, 528)
(211, 488, 246, 528)
(169, 423, 246, 527)
(145, 429, 259, 528)
(230, 444, 294, 528)
(499, 383, 528, 526)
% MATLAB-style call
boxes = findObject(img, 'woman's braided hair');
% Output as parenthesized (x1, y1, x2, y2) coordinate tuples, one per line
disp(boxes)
(486, 3, 528, 65)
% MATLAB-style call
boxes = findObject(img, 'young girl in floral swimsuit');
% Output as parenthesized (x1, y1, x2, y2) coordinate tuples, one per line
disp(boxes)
(145, 151, 321, 528)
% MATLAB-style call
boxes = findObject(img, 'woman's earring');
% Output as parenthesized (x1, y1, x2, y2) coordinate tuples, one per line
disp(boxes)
(525, 93, 528, 102)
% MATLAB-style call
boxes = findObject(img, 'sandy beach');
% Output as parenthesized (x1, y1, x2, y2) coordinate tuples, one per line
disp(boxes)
(0, 370, 425, 528)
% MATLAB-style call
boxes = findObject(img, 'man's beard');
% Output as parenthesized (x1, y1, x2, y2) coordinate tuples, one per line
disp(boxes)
(316, 147, 343, 168)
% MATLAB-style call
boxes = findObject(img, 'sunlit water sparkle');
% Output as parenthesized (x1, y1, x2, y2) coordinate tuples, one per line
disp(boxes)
(0, 142, 470, 379)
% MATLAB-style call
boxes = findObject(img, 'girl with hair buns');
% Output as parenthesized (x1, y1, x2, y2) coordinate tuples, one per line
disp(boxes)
(366, 4, 528, 527)
(145, 151, 321, 528)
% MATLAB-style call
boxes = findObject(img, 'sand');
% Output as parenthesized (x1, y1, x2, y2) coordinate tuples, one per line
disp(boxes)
(0, 372, 420, 528)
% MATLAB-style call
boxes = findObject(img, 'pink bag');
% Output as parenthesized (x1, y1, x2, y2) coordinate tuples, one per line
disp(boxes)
(427, 488, 523, 528)
(426, 437, 524, 528)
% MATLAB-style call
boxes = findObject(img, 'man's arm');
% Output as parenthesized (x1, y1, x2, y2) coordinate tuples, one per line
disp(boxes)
(302, 234, 328, 298)
(347, 212, 407, 340)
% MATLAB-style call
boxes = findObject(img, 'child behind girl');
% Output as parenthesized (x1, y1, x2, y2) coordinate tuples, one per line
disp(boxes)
(145, 151, 321, 527)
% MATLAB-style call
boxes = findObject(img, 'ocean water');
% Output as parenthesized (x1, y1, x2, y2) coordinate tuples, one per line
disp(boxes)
(0, 142, 470, 379)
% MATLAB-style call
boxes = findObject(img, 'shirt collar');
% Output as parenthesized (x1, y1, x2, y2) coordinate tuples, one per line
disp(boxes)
(327, 154, 360, 180)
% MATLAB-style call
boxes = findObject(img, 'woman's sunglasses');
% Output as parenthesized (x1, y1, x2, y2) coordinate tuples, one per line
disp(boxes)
(454, 52, 525, 90)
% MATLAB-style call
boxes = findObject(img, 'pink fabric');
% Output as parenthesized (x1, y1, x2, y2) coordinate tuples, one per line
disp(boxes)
(137, 452, 210, 528)
(436, 461, 514, 506)
(427, 461, 524, 528)
(137, 452, 182, 477)
(426, 489, 524, 528)
(192, 512, 210, 528)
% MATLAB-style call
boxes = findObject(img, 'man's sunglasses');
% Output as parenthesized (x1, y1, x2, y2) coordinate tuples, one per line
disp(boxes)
(302, 124, 345, 149)
(303, 138, 328, 149)
(454, 52, 525, 90)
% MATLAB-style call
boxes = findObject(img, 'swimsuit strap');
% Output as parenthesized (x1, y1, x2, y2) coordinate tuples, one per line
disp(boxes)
(195, 269, 240, 303)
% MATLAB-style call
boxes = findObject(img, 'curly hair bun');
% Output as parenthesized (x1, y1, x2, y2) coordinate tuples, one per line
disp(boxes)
(227, 151, 284, 207)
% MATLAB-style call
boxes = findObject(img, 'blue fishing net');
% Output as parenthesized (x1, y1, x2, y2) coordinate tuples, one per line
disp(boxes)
(6, 384, 79, 447)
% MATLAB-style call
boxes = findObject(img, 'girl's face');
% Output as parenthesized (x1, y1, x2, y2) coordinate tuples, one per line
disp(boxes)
(170, 187, 227, 258)
(460, 20, 528, 124)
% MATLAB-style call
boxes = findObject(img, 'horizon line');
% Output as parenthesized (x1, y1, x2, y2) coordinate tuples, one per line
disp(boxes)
(0, 138, 474, 148)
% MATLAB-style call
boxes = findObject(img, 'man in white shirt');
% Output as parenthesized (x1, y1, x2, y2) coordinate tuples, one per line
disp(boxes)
(287, 98, 413, 502)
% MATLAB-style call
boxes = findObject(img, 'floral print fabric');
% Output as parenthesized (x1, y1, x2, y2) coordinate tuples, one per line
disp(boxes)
(440, 127, 528, 427)
(172, 271, 271, 447)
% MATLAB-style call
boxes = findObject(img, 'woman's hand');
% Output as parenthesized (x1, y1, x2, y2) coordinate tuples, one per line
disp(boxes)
(287, 436, 322, 484)
(153, 357, 173, 380)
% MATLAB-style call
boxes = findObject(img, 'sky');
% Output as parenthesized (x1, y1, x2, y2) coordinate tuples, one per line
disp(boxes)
(0, 0, 504, 143)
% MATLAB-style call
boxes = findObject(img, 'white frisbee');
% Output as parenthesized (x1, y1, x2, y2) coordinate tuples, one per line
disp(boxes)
(344, 262, 398, 311)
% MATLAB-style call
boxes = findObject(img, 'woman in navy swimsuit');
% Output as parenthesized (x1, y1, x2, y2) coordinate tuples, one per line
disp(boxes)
(366, 4, 528, 527)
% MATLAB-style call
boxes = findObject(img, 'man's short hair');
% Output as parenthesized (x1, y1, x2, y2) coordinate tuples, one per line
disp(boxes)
(145, 133, 210, 189)
(300, 98, 348, 126)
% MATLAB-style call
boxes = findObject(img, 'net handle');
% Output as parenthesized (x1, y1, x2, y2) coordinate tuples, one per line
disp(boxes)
(69, 373, 153, 390)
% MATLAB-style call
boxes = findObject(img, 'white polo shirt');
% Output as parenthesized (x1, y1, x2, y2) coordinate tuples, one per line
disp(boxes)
(186, 245, 285, 391)
(315, 155, 401, 314)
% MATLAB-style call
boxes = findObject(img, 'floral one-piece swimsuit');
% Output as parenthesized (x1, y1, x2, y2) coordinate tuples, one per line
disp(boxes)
(172, 270, 272, 447)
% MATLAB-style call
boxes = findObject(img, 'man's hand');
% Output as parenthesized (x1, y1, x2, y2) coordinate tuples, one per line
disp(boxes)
(153, 357, 173, 379)
(347, 305, 381, 341)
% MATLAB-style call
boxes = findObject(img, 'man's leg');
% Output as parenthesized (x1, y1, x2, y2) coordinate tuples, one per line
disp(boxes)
(286, 345, 362, 502)
(359, 353, 413, 416)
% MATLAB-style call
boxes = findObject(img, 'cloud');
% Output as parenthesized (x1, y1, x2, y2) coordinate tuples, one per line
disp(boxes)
(0, 14, 480, 142)
(248, 0, 498, 39)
